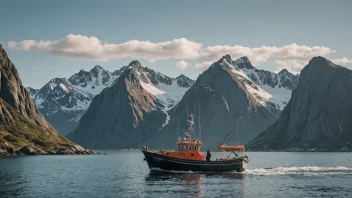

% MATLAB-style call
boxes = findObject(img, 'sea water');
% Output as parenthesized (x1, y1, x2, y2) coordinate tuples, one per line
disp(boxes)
(0, 151, 351, 197)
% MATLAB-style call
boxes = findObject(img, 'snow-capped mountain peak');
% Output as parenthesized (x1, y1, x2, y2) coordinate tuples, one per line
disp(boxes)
(175, 74, 194, 88)
(133, 64, 195, 109)
(128, 62, 195, 129)
(230, 57, 299, 110)
(234, 56, 255, 69)
(208, 55, 298, 110)
(28, 65, 128, 135)
(128, 60, 143, 69)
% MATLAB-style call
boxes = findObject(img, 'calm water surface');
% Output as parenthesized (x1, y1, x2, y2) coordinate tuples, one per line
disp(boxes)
(0, 151, 352, 198)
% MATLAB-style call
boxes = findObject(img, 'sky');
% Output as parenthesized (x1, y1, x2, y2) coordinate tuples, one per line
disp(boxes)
(1, 0, 351, 88)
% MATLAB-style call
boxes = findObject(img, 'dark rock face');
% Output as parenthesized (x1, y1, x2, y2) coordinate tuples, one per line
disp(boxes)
(0, 44, 56, 131)
(67, 61, 195, 149)
(28, 65, 127, 135)
(146, 55, 281, 149)
(19, 146, 37, 155)
(0, 44, 94, 156)
(233, 56, 255, 70)
(247, 57, 352, 150)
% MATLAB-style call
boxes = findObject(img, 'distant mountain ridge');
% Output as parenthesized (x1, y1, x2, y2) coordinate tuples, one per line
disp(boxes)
(67, 55, 299, 149)
(67, 61, 195, 149)
(247, 57, 352, 150)
(28, 53, 299, 149)
(27, 65, 127, 135)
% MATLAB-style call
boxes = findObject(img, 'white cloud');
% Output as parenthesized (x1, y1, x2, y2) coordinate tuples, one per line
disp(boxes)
(8, 34, 202, 62)
(8, 34, 349, 73)
(332, 57, 352, 65)
(176, 60, 188, 70)
(194, 62, 213, 70)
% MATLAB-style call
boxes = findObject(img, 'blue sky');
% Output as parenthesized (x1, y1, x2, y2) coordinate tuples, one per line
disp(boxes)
(1, 0, 351, 88)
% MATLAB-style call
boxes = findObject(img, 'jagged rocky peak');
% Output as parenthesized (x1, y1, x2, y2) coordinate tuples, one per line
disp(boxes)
(222, 54, 233, 61)
(277, 69, 294, 76)
(91, 65, 103, 71)
(175, 74, 194, 88)
(128, 60, 143, 68)
(219, 54, 233, 65)
(234, 56, 255, 69)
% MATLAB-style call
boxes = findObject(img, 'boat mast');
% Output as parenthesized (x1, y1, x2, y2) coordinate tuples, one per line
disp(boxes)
(217, 116, 242, 149)
(198, 102, 201, 140)
(198, 102, 204, 141)
(188, 113, 195, 142)
(176, 116, 179, 142)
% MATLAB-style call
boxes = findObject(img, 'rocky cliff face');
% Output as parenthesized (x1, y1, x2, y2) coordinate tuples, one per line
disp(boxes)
(28, 65, 126, 135)
(147, 55, 282, 149)
(247, 57, 352, 150)
(67, 61, 195, 149)
(0, 44, 94, 155)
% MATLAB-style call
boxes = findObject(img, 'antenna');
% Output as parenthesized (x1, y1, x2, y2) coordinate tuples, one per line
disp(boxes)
(198, 102, 204, 141)
(194, 104, 196, 138)
(199, 102, 201, 140)
(177, 116, 179, 141)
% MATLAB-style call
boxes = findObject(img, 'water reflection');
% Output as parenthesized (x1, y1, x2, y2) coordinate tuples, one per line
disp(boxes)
(145, 172, 247, 197)
(0, 172, 27, 197)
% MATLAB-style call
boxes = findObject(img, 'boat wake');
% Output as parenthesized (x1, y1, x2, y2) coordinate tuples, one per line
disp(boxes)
(243, 166, 352, 175)
(154, 166, 352, 175)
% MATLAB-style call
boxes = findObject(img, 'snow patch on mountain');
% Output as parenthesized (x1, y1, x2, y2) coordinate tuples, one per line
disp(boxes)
(215, 56, 298, 110)
(241, 67, 298, 110)
(134, 67, 195, 129)
(229, 63, 272, 106)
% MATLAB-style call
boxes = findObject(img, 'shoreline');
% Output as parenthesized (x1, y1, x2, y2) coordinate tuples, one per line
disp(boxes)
(0, 145, 97, 156)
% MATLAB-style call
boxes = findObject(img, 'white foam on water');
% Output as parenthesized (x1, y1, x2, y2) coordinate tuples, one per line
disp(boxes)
(243, 166, 352, 175)
(151, 166, 352, 175)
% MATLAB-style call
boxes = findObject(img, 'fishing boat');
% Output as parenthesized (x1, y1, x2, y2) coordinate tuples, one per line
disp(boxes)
(142, 113, 249, 172)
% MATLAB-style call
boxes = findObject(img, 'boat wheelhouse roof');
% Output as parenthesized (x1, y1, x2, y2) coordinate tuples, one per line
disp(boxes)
(218, 145, 245, 151)
(176, 140, 203, 146)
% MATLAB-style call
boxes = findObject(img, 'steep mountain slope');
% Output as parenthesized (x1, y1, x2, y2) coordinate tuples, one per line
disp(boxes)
(247, 57, 352, 150)
(147, 55, 282, 149)
(67, 61, 195, 149)
(28, 65, 126, 135)
(0, 44, 93, 155)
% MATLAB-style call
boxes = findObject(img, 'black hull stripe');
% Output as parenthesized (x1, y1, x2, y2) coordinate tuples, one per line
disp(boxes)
(143, 151, 244, 165)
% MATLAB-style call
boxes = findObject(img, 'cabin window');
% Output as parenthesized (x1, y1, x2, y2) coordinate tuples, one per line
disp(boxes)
(178, 144, 187, 150)
(189, 145, 197, 150)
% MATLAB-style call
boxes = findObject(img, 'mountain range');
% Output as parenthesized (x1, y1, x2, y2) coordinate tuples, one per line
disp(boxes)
(247, 57, 352, 150)
(67, 61, 195, 149)
(28, 65, 127, 135)
(67, 55, 298, 149)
